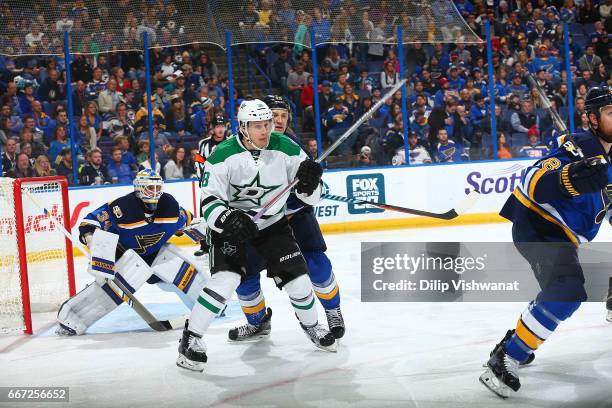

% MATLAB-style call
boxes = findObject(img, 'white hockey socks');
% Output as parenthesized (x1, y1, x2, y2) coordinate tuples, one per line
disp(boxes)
(284, 274, 318, 327)
(189, 271, 241, 335)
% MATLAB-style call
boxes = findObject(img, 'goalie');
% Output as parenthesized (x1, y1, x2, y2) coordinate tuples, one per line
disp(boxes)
(56, 169, 208, 335)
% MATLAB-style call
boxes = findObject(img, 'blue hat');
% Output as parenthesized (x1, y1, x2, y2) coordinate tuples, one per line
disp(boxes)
(322, 80, 331, 86)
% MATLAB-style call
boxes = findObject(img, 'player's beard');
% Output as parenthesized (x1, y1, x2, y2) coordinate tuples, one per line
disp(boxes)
(595, 118, 612, 144)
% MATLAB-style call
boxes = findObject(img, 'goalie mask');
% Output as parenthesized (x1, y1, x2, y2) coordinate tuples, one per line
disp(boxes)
(237, 99, 273, 150)
(134, 169, 164, 212)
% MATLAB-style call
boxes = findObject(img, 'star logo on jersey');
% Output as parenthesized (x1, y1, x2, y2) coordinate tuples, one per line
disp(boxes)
(230, 173, 280, 206)
(221, 241, 236, 256)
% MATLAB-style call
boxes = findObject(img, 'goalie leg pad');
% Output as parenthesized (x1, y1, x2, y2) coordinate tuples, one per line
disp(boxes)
(151, 244, 209, 308)
(189, 271, 241, 335)
(284, 274, 318, 327)
(57, 249, 154, 335)
(57, 282, 120, 335)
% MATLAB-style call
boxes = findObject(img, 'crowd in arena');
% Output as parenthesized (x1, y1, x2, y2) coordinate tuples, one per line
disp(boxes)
(0, 0, 610, 183)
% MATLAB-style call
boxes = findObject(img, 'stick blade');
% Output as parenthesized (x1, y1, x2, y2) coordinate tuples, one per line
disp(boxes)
(149, 320, 174, 331)
(454, 189, 481, 216)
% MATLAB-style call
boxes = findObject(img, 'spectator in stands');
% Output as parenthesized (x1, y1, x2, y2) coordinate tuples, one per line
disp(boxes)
(519, 127, 549, 158)
(394, 131, 432, 165)
(86, 67, 107, 101)
(410, 111, 430, 146)
(38, 69, 63, 109)
(469, 93, 489, 131)
(287, 62, 310, 114)
(380, 62, 400, 90)
(428, 97, 459, 148)
(380, 115, 406, 165)
(2, 137, 18, 173)
(113, 136, 137, 169)
(306, 138, 318, 159)
(55, 148, 74, 184)
(134, 95, 165, 136)
(166, 94, 191, 139)
(19, 127, 46, 159)
(340, 83, 360, 112)
(18, 83, 39, 115)
(19, 142, 35, 166)
(497, 133, 513, 159)
(48, 125, 71, 166)
(164, 146, 190, 180)
(1, 104, 23, 135)
(84, 101, 102, 140)
(506, 73, 529, 99)
(324, 97, 353, 155)
(107, 147, 135, 184)
(71, 80, 87, 117)
(434, 128, 466, 163)
(79, 148, 109, 185)
(578, 45, 602, 73)
(301, 76, 315, 131)
(511, 99, 539, 135)
(33, 155, 55, 177)
(98, 79, 122, 115)
(6, 152, 34, 178)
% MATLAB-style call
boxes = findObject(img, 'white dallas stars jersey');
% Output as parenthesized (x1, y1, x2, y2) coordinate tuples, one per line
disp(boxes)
(200, 131, 320, 231)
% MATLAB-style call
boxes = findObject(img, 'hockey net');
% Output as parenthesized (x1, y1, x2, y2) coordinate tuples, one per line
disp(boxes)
(0, 177, 76, 335)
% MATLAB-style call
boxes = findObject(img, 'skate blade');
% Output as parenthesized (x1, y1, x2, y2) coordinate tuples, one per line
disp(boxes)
(314, 341, 338, 353)
(176, 355, 205, 372)
(607, 310, 612, 323)
(227, 331, 271, 343)
(479, 368, 511, 399)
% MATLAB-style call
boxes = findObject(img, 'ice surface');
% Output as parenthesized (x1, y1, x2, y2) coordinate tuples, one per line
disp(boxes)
(1, 223, 611, 408)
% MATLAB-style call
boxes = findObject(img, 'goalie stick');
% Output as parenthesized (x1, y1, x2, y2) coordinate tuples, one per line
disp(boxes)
(322, 189, 480, 220)
(22, 187, 185, 332)
(252, 79, 408, 222)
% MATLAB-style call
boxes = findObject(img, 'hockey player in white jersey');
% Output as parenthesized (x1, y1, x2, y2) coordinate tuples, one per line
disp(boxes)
(56, 169, 208, 335)
(228, 95, 344, 343)
(177, 99, 336, 372)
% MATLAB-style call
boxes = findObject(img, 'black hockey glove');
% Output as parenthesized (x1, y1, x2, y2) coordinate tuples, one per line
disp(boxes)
(559, 156, 609, 197)
(216, 208, 259, 242)
(295, 159, 323, 195)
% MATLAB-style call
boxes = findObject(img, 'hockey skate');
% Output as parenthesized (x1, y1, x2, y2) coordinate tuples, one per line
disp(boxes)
(324, 306, 345, 339)
(55, 323, 77, 336)
(176, 320, 207, 372)
(301, 322, 337, 352)
(484, 329, 534, 367)
(228, 308, 272, 342)
(480, 344, 521, 398)
(607, 309, 612, 323)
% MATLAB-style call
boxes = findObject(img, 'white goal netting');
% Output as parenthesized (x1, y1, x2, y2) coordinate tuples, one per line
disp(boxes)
(0, 177, 75, 334)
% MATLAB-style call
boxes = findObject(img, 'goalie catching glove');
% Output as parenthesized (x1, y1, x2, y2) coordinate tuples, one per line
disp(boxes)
(296, 159, 323, 196)
(559, 156, 609, 197)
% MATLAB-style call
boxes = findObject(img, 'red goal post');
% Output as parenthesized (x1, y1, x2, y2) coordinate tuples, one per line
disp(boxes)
(0, 176, 76, 335)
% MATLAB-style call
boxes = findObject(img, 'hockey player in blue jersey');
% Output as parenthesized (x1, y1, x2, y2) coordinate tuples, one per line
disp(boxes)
(226, 95, 345, 342)
(480, 87, 612, 398)
(56, 169, 208, 335)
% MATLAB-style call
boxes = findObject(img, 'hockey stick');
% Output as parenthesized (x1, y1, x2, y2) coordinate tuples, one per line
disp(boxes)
(252, 79, 407, 222)
(22, 188, 184, 332)
(525, 72, 584, 159)
(322, 189, 480, 220)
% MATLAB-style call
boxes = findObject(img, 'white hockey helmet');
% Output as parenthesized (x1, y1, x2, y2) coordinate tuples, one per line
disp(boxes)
(237, 99, 273, 150)
(134, 168, 164, 211)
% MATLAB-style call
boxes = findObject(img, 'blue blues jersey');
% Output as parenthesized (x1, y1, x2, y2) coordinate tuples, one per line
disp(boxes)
(500, 131, 611, 244)
(79, 192, 193, 264)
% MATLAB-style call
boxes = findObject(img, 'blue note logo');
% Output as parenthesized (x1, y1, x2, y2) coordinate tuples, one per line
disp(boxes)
(346, 173, 385, 214)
